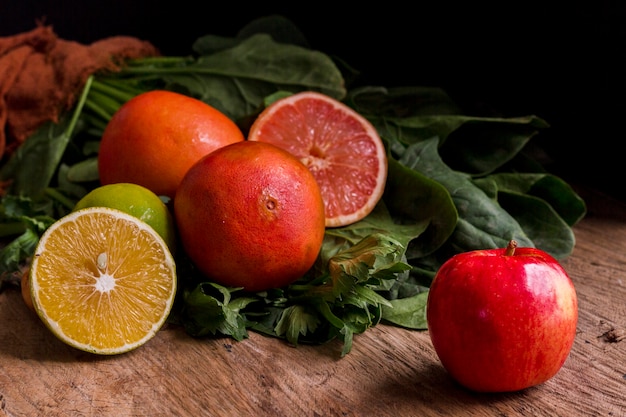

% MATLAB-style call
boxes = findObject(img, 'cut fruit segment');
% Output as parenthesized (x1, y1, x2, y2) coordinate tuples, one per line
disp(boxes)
(247, 91, 387, 228)
(29, 207, 177, 355)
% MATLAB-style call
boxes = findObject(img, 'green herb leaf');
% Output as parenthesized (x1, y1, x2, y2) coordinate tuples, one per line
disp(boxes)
(181, 282, 256, 342)
(0, 194, 57, 278)
(274, 304, 320, 346)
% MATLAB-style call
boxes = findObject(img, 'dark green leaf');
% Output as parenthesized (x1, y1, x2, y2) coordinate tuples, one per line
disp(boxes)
(66, 157, 99, 183)
(475, 172, 586, 227)
(472, 172, 586, 258)
(496, 191, 575, 259)
(322, 202, 424, 270)
(398, 137, 534, 260)
(370, 113, 548, 176)
(274, 304, 320, 346)
(348, 85, 463, 117)
(382, 291, 429, 330)
(162, 34, 346, 121)
(383, 157, 458, 258)
(0, 228, 39, 277)
(0, 77, 92, 199)
(328, 233, 406, 281)
(438, 116, 549, 176)
(182, 282, 255, 341)
(0, 117, 73, 199)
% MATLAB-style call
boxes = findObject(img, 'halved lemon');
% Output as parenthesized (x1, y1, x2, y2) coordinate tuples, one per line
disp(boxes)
(29, 207, 177, 355)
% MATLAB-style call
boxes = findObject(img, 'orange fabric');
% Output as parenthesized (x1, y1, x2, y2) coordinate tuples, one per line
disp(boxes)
(0, 24, 159, 160)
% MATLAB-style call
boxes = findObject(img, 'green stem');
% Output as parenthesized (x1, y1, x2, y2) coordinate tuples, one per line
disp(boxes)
(91, 79, 141, 103)
(0, 222, 26, 238)
(81, 113, 109, 133)
(120, 66, 220, 75)
(316, 300, 345, 329)
(43, 188, 76, 211)
(125, 56, 191, 66)
(84, 97, 114, 124)
(88, 89, 124, 115)
(64, 75, 94, 140)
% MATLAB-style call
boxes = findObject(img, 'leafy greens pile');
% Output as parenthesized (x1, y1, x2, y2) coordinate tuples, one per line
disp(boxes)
(0, 17, 586, 356)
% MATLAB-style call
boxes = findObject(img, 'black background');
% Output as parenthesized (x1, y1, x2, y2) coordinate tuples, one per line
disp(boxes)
(3, 2, 625, 200)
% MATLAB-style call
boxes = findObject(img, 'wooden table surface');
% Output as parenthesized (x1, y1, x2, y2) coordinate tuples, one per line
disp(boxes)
(0, 184, 624, 417)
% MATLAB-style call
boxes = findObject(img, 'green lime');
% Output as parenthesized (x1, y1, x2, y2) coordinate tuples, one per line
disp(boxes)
(74, 183, 176, 251)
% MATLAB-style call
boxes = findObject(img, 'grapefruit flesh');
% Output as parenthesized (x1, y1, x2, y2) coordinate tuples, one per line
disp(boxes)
(247, 91, 387, 227)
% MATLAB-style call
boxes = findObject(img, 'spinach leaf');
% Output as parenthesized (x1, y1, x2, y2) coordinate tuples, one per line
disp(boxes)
(474, 173, 586, 227)
(382, 291, 429, 330)
(348, 86, 464, 117)
(352, 87, 550, 177)
(0, 76, 93, 200)
(473, 173, 586, 258)
(398, 137, 534, 260)
(0, 116, 74, 199)
(383, 157, 457, 258)
(324, 201, 425, 253)
(371, 113, 548, 176)
(129, 33, 346, 123)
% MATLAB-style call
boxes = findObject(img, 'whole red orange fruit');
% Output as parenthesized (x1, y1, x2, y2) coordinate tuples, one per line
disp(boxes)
(98, 90, 244, 199)
(174, 141, 326, 292)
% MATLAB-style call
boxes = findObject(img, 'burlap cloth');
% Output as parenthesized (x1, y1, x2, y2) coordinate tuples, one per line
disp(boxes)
(0, 24, 159, 161)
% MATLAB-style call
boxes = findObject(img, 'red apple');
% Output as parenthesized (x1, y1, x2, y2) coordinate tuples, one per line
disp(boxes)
(426, 240, 578, 393)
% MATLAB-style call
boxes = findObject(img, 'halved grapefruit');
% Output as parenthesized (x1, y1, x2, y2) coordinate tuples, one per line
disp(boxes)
(247, 91, 387, 227)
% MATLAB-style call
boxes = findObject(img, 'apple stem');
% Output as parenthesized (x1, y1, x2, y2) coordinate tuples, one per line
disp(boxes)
(505, 240, 518, 256)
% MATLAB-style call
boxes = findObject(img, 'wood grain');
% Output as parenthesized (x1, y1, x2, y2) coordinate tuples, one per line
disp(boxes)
(1, 185, 625, 417)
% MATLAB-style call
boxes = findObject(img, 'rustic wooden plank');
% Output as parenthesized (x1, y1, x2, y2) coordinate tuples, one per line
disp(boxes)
(0, 186, 624, 416)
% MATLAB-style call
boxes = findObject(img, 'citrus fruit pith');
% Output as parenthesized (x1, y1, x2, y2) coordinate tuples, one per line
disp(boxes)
(29, 207, 177, 355)
(174, 140, 326, 292)
(98, 90, 244, 199)
(73, 182, 176, 251)
(21, 267, 34, 312)
(247, 91, 388, 227)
